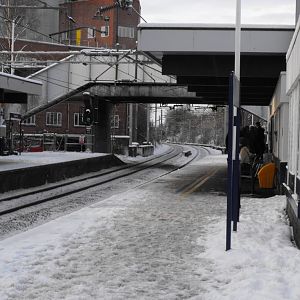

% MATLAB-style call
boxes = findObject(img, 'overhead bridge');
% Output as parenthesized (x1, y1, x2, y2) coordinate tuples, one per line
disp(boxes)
(15, 51, 200, 153)
(89, 83, 200, 104)
(21, 51, 197, 118)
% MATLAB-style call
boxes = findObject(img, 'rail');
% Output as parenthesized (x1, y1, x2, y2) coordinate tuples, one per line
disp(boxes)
(0, 144, 208, 216)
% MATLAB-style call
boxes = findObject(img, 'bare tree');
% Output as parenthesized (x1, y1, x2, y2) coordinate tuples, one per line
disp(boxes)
(165, 106, 226, 146)
(0, 0, 41, 71)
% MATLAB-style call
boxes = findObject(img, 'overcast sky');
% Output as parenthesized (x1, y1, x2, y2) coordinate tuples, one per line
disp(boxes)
(140, 0, 296, 25)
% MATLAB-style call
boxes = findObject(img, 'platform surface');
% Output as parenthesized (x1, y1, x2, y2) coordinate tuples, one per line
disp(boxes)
(0, 151, 109, 172)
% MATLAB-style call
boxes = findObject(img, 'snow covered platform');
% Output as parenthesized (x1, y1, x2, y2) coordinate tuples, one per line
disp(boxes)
(0, 152, 124, 193)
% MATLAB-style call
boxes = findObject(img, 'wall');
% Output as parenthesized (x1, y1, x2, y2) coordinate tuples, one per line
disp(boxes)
(22, 101, 85, 135)
(285, 13, 300, 248)
(286, 14, 300, 193)
(269, 72, 289, 163)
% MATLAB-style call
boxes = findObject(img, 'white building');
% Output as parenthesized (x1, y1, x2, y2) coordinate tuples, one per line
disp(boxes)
(285, 2, 300, 247)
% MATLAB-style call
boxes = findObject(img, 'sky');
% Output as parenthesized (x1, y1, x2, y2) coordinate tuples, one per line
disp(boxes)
(140, 0, 296, 25)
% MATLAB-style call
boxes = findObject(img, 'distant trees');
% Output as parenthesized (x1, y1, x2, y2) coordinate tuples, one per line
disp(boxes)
(164, 106, 226, 146)
(0, 0, 40, 42)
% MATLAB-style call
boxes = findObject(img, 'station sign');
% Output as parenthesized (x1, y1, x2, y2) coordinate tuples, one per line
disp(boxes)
(9, 113, 22, 120)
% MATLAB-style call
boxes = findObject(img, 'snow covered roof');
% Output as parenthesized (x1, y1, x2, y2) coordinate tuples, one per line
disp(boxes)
(0, 72, 42, 100)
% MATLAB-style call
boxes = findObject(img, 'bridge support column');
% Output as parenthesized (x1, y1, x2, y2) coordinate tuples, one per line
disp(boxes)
(93, 101, 112, 153)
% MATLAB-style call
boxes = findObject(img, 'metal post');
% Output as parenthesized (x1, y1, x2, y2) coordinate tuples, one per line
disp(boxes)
(64, 134, 67, 151)
(134, 104, 138, 142)
(154, 103, 157, 146)
(233, 106, 241, 231)
(226, 73, 234, 251)
(134, 51, 138, 142)
(235, 0, 241, 81)
(232, 0, 242, 232)
(161, 108, 163, 141)
(115, 5, 119, 80)
(146, 104, 150, 142)
(129, 103, 133, 144)
(10, 18, 15, 75)
(19, 120, 22, 154)
(296, 0, 300, 24)
(223, 107, 227, 147)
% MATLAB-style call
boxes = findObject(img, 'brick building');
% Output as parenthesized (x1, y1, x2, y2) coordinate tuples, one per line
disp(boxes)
(22, 101, 147, 138)
(57, 0, 141, 49)
(10, 0, 147, 152)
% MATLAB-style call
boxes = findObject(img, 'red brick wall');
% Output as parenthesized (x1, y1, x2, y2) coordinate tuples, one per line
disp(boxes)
(22, 101, 130, 137)
(22, 102, 85, 135)
(59, 0, 140, 49)
(111, 103, 128, 136)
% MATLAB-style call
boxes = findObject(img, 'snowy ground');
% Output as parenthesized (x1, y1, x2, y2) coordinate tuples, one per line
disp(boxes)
(0, 144, 170, 172)
(0, 151, 108, 171)
(0, 151, 299, 299)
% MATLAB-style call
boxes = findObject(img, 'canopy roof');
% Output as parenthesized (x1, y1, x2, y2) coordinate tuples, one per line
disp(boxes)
(138, 23, 294, 106)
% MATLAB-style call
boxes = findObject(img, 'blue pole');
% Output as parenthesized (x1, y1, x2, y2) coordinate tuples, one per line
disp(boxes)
(226, 72, 234, 251)
(233, 107, 240, 231)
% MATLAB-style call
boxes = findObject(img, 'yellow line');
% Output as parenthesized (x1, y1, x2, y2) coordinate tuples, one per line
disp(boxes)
(179, 173, 210, 195)
(179, 168, 218, 200)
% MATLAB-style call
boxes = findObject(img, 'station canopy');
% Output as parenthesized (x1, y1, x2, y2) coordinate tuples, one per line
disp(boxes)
(0, 72, 42, 104)
(137, 24, 294, 106)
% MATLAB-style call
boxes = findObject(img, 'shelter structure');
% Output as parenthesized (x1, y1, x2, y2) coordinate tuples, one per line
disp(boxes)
(0, 72, 42, 125)
(137, 22, 300, 247)
(285, 14, 300, 248)
(137, 23, 294, 107)
(0, 72, 42, 105)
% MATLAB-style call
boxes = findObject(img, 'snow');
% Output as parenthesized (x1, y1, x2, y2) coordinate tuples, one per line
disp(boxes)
(0, 151, 108, 171)
(198, 195, 300, 300)
(0, 150, 299, 299)
(0, 145, 170, 172)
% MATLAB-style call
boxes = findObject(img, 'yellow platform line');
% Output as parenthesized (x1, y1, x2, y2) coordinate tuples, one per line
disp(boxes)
(179, 168, 218, 200)
(179, 173, 211, 195)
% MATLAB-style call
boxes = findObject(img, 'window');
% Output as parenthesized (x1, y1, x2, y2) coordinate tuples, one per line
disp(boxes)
(87, 28, 95, 39)
(111, 115, 119, 129)
(23, 115, 36, 126)
(46, 112, 62, 126)
(101, 26, 109, 37)
(74, 113, 85, 127)
(118, 26, 134, 39)
(61, 31, 69, 43)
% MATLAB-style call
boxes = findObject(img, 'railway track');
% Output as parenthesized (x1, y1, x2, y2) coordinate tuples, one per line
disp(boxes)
(0, 144, 211, 217)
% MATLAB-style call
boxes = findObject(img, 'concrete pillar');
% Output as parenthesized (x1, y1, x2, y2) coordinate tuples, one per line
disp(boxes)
(129, 103, 133, 144)
(134, 103, 138, 142)
(93, 101, 112, 153)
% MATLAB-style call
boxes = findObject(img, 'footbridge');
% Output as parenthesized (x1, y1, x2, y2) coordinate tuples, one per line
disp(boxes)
(22, 50, 199, 118)
(16, 50, 201, 152)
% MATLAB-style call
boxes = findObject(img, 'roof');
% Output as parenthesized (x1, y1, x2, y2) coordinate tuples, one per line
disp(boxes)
(0, 72, 42, 104)
(137, 23, 295, 106)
